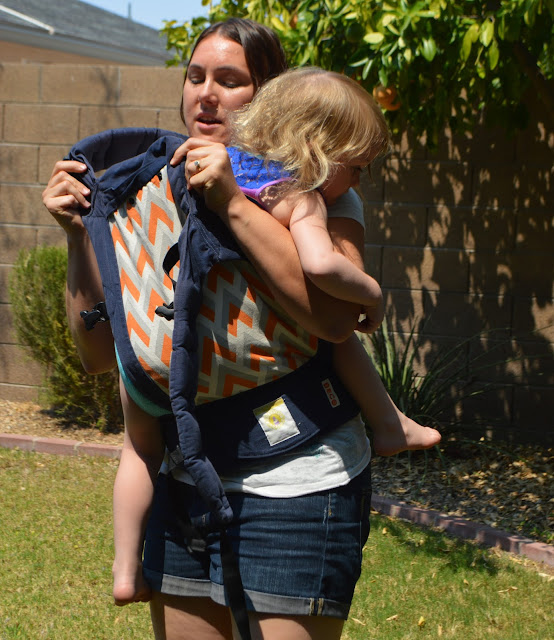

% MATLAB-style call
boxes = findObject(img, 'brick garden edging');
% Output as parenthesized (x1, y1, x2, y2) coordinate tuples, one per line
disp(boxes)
(371, 495, 554, 568)
(0, 432, 121, 459)
(1, 432, 552, 568)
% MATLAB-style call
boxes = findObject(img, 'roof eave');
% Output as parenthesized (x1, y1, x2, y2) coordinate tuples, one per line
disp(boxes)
(0, 23, 168, 66)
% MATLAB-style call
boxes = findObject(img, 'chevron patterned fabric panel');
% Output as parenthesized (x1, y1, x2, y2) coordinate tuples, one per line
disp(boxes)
(110, 167, 318, 404)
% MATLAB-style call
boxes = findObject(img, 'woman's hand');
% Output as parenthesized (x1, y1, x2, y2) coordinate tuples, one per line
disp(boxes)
(170, 137, 247, 216)
(42, 160, 91, 235)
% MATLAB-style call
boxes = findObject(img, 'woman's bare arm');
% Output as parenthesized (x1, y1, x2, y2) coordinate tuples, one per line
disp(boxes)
(42, 161, 116, 373)
(178, 139, 364, 342)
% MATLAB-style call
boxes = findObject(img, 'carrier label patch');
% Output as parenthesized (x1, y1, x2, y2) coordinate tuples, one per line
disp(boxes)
(254, 397, 300, 446)
(322, 378, 340, 408)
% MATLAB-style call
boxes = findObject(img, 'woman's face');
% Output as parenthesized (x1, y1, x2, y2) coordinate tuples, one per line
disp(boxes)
(182, 34, 255, 145)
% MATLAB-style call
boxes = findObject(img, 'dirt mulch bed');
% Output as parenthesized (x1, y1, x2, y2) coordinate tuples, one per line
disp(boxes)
(0, 400, 124, 446)
(1, 399, 552, 546)
(371, 441, 553, 547)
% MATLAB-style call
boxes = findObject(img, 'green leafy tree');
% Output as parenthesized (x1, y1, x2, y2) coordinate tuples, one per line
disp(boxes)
(162, 0, 554, 144)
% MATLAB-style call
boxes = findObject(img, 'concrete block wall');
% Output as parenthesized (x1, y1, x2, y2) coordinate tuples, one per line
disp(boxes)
(362, 103, 553, 442)
(1, 62, 552, 441)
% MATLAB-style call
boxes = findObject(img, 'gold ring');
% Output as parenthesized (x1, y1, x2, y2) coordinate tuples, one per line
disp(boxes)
(194, 160, 201, 172)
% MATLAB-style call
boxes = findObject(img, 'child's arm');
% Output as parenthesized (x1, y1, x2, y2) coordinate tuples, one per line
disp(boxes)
(270, 191, 383, 332)
(112, 377, 165, 605)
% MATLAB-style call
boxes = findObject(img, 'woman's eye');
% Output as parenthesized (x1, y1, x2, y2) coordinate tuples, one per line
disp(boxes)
(187, 76, 203, 85)
(220, 78, 240, 89)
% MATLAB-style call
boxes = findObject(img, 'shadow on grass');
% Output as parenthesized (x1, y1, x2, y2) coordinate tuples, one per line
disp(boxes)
(371, 514, 510, 577)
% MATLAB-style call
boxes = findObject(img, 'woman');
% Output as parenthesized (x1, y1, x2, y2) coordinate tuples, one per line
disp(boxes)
(42, 18, 436, 640)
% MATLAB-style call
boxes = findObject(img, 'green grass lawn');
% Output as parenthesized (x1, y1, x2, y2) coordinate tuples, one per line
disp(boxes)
(1, 448, 552, 639)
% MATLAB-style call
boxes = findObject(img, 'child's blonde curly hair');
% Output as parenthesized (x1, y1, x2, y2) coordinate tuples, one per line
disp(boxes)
(231, 67, 391, 192)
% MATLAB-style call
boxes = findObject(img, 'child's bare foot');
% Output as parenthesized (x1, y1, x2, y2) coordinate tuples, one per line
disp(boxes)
(112, 561, 152, 606)
(372, 415, 441, 457)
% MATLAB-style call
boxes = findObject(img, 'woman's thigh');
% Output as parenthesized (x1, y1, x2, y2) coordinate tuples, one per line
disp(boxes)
(150, 594, 344, 640)
(240, 613, 344, 640)
(150, 592, 233, 640)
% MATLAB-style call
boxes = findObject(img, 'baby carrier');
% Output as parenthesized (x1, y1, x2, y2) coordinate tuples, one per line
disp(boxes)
(68, 127, 359, 636)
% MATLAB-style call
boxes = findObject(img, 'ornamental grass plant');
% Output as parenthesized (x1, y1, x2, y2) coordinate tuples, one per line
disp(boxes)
(360, 315, 519, 438)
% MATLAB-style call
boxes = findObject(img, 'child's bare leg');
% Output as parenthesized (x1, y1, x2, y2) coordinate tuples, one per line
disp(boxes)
(112, 378, 165, 605)
(334, 335, 441, 456)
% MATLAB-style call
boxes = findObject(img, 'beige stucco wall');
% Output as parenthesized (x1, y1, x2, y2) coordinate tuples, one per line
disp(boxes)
(0, 62, 552, 441)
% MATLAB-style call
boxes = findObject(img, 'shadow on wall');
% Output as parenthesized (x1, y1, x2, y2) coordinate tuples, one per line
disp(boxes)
(362, 96, 553, 443)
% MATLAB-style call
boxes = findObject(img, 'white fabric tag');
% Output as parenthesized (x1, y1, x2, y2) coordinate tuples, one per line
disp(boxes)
(253, 397, 300, 446)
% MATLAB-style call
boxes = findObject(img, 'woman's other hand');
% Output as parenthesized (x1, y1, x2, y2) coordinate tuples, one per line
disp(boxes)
(42, 160, 91, 234)
(171, 137, 247, 216)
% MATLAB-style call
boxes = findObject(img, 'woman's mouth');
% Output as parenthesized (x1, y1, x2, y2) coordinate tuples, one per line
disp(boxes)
(197, 113, 222, 126)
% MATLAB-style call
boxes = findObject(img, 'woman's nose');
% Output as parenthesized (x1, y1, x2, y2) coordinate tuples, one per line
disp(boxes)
(199, 78, 218, 105)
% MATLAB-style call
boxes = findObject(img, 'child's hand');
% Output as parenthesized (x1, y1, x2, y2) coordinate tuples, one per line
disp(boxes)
(357, 299, 384, 334)
(171, 137, 247, 216)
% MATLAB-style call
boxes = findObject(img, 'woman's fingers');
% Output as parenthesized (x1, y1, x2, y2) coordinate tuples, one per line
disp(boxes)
(48, 159, 87, 179)
(170, 137, 219, 166)
(43, 176, 91, 213)
(43, 160, 91, 213)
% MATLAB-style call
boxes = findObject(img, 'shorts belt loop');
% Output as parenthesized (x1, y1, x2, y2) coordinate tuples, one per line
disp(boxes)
(308, 598, 325, 616)
(318, 597, 325, 616)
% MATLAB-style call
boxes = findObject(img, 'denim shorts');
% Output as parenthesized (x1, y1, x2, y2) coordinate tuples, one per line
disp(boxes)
(143, 465, 372, 619)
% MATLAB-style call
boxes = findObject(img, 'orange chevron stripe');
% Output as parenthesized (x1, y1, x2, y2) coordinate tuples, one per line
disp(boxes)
(222, 374, 257, 397)
(150, 173, 161, 189)
(264, 308, 298, 341)
(199, 303, 215, 323)
(228, 303, 253, 337)
(166, 178, 175, 203)
(163, 272, 174, 291)
(161, 333, 172, 368)
(148, 202, 174, 244)
(207, 263, 234, 293)
(138, 355, 169, 389)
(137, 246, 155, 276)
(241, 265, 274, 299)
(249, 345, 275, 372)
(197, 383, 210, 395)
(201, 337, 236, 376)
(283, 341, 310, 370)
(147, 289, 166, 321)
(120, 268, 140, 301)
(112, 226, 130, 256)
(169, 257, 180, 282)
(126, 203, 142, 231)
(127, 311, 150, 347)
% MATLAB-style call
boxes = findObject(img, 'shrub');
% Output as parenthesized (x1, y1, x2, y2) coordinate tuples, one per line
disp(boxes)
(9, 246, 122, 432)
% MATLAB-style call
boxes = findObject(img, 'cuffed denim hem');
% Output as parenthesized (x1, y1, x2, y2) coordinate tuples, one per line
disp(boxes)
(143, 570, 351, 619)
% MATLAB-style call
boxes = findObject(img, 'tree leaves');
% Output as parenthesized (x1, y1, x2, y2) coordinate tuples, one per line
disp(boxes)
(163, 0, 554, 143)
